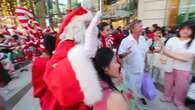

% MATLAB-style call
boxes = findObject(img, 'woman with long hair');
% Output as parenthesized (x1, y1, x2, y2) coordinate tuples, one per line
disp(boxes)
(93, 48, 129, 110)
(161, 21, 195, 110)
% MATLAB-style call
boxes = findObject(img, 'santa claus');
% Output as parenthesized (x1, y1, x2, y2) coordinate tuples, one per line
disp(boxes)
(42, 3, 102, 110)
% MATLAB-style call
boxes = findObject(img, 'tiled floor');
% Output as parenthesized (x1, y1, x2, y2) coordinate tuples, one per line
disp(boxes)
(0, 64, 40, 110)
(12, 88, 40, 110)
(0, 64, 32, 101)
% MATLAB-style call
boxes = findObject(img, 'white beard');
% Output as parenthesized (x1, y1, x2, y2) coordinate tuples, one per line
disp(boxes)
(59, 11, 93, 44)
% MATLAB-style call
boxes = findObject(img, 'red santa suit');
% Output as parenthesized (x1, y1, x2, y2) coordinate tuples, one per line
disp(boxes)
(42, 7, 102, 110)
(32, 56, 49, 107)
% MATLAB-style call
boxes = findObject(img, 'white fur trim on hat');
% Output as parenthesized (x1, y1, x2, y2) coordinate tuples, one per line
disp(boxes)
(59, 11, 93, 44)
(68, 44, 102, 106)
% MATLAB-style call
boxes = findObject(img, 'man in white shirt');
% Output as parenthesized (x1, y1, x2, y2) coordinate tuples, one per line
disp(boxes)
(118, 20, 148, 104)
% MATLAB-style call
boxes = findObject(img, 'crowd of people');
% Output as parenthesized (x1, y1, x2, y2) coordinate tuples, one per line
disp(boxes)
(0, 4, 194, 110)
(0, 27, 56, 91)
(30, 5, 195, 110)
(145, 21, 195, 110)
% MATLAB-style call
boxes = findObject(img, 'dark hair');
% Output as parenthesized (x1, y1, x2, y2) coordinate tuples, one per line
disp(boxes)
(178, 21, 195, 48)
(12, 35, 19, 40)
(0, 34, 5, 39)
(130, 19, 142, 33)
(110, 24, 113, 30)
(117, 26, 122, 32)
(98, 22, 109, 32)
(93, 48, 118, 91)
(43, 34, 56, 56)
(152, 24, 159, 29)
(98, 22, 110, 38)
(154, 27, 162, 32)
(153, 27, 163, 38)
(145, 27, 150, 34)
(161, 27, 168, 36)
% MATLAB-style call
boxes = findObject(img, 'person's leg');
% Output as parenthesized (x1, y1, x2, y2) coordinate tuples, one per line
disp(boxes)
(174, 70, 190, 108)
(125, 73, 136, 93)
(136, 72, 147, 105)
(125, 72, 147, 105)
(152, 67, 161, 82)
(162, 70, 176, 102)
(135, 72, 144, 99)
(125, 72, 142, 98)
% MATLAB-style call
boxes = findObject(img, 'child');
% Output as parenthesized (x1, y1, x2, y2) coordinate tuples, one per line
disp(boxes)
(149, 27, 164, 53)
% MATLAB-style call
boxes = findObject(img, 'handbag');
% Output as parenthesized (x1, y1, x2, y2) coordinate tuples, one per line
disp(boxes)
(141, 72, 157, 101)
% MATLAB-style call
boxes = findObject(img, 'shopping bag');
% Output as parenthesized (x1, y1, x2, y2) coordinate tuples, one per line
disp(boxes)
(187, 83, 195, 101)
(141, 72, 157, 101)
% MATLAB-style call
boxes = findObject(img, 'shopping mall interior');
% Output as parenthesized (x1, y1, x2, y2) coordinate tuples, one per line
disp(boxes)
(1, 0, 195, 28)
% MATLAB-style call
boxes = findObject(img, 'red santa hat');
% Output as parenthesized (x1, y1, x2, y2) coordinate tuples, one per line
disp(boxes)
(55, 7, 91, 47)
(43, 7, 102, 110)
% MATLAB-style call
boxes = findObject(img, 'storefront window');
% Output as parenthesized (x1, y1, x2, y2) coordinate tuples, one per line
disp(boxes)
(177, 0, 195, 25)
(58, 0, 67, 4)
(45, 0, 80, 29)
(167, 0, 195, 26)
(102, 0, 137, 28)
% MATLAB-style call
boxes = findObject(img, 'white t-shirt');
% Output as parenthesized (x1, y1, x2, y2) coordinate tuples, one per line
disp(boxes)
(165, 37, 195, 71)
(118, 34, 148, 74)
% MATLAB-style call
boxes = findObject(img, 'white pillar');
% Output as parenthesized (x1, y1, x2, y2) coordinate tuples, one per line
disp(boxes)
(137, 0, 144, 20)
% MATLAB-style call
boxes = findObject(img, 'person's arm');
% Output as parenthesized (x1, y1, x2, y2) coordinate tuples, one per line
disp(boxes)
(107, 92, 129, 110)
(163, 48, 195, 62)
(118, 48, 131, 59)
(84, 11, 101, 58)
(118, 39, 132, 59)
(153, 47, 161, 53)
(153, 40, 164, 53)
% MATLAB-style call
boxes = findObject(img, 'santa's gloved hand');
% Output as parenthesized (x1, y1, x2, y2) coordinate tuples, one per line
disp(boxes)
(84, 11, 102, 58)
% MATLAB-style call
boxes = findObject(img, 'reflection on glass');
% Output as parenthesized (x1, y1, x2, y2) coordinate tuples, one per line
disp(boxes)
(177, 0, 195, 25)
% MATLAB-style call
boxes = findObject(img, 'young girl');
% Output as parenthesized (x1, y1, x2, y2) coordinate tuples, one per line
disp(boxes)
(149, 27, 164, 82)
(149, 27, 164, 53)
(161, 21, 195, 110)
(93, 48, 129, 110)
